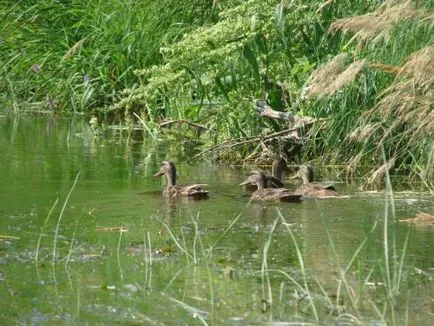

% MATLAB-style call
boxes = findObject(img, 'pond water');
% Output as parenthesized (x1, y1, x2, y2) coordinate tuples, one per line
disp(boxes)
(0, 115, 433, 325)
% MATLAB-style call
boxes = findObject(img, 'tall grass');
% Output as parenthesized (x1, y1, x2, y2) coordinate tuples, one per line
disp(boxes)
(52, 172, 80, 266)
(311, 15, 434, 187)
(0, 0, 216, 112)
(1, 0, 432, 186)
(35, 197, 59, 267)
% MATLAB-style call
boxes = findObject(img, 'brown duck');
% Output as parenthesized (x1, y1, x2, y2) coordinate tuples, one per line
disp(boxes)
(153, 160, 209, 198)
(291, 165, 338, 198)
(240, 171, 301, 202)
(243, 158, 286, 192)
(399, 211, 434, 225)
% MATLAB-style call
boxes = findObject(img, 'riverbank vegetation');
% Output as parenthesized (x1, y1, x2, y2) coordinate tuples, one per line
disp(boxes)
(1, 0, 433, 189)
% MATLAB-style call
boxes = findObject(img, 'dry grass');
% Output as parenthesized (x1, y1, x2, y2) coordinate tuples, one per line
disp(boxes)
(306, 1, 432, 188)
(399, 44, 434, 86)
(378, 90, 433, 135)
(316, 0, 334, 14)
(345, 45, 433, 189)
(375, 45, 434, 137)
(345, 152, 364, 182)
(62, 37, 87, 61)
(363, 157, 396, 190)
(370, 63, 402, 75)
(346, 123, 377, 143)
(307, 53, 366, 97)
(330, 0, 433, 41)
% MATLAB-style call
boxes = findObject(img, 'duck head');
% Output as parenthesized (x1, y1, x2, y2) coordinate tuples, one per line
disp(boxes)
(239, 171, 267, 190)
(153, 160, 176, 186)
(291, 165, 314, 184)
(271, 157, 287, 180)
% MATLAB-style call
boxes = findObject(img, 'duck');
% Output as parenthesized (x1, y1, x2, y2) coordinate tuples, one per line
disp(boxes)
(240, 171, 302, 202)
(269, 157, 287, 186)
(243, 158, 286, 192)
(399, 211, 434, 225)
(153, 160, 209, 198)
(290, 165, 338, 198)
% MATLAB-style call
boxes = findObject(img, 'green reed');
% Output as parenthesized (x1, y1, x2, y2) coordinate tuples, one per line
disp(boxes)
(0, 0, 215, 112)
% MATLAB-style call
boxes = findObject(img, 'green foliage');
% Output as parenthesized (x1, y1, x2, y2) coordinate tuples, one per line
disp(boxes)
(109, 0, 380, 136)
(1, 0, 432, 187)
(307, 4, 433, 187)
(0, 0, 216, 111)
(108, 0, 396, 166)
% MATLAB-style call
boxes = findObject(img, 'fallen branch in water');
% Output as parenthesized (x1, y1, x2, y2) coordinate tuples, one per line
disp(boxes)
(255, 100, 295, 122)
(190, 125, 317, 162)
(159, 119, 216, 132)
(190, 101, 319, 161)
(255, 100, 316, 128)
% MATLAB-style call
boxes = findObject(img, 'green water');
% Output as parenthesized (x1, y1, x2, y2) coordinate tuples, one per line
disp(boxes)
(0, 116, 433, 325)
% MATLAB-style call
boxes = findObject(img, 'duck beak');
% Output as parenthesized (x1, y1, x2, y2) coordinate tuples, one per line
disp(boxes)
(153, 170, 164, 177)
(289, 174, 298, 180)
(239, 180, 250, 186)
(289, 171, 301, 180)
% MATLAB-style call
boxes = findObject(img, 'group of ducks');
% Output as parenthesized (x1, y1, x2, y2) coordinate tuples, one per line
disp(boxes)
(153, 159, 339, 202)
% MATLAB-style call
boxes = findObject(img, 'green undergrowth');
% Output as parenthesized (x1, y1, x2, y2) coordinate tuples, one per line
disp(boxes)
(1, 0, 433, 189)
(0, 0, 217, 112)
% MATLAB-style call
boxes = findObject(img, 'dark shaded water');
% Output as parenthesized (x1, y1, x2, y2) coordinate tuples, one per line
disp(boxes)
(0, 115, 433, 324)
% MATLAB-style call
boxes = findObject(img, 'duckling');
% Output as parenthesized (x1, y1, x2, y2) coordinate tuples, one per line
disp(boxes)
(243, 158, 286, 192)
(153, 160, 209, 198)
(240, 171, 302, 202)
(291, 165, 338, 198)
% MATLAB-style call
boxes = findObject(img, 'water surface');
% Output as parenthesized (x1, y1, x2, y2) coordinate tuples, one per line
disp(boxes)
(0, 115, 433, 324)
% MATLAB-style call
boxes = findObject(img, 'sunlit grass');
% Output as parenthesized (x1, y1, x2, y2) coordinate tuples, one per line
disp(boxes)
(0, 1, 215, 112)
(1, 1, 432, 186)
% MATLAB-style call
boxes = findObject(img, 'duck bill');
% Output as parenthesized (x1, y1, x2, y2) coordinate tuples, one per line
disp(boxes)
(239, 180, 250, 186)
(153, 171, 164, 177)
(289, 173, 300, 180)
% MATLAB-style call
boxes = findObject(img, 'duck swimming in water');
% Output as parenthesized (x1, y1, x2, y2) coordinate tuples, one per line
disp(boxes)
(240, 170, 301, 202)
(399, 211, 434, 225)
(153, 160, 209, 199)
(243, 158, 286, 192)
(291, 165, 338, 198)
